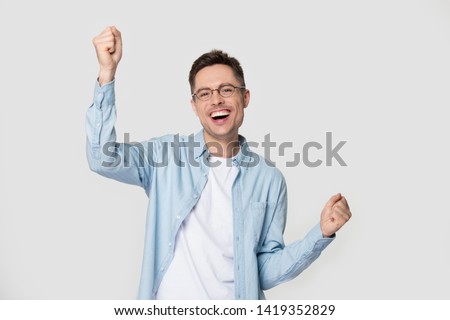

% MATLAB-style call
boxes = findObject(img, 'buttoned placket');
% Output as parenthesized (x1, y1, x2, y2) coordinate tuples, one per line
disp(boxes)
(153, 150, 211, 298)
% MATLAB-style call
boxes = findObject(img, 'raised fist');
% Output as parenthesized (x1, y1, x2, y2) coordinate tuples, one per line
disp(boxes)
(320, 193, 352, 237)
(92, 26, 122, 85)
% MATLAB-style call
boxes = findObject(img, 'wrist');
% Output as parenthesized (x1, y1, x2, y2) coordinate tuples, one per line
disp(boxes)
(320, 226, 334, 238)
(98, 68, 116, 86)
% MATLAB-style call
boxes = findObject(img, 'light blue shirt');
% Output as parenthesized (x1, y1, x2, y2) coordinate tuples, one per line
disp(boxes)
(86, 80, 335, 299)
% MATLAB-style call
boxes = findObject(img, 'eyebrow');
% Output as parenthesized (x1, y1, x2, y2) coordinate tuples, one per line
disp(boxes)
(195, 83, 235, 91)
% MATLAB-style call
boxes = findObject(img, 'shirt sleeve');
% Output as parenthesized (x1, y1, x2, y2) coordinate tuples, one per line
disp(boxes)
(85, 80, 152, 192)
(257, 177, 335, 290)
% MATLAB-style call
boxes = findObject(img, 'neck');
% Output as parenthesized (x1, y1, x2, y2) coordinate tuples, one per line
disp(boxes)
(204, 133, 240, 158)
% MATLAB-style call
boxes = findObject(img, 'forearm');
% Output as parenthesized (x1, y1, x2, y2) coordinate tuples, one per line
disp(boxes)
(86, 79, 117, 169)
(85, 80, 149, 188)
(258, 223, 334, 290)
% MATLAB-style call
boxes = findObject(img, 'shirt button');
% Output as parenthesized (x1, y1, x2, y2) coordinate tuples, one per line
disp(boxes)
(96, 123, 100, 127)
(168, 242, 172, 246)
(160, 267, 164, 271)
(193, 194, 198, 199)
(97, 93, 103, 99)
(176, 215, 181, 220)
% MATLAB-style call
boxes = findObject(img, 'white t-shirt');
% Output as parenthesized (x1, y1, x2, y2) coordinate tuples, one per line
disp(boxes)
(156, 156, 238, 299)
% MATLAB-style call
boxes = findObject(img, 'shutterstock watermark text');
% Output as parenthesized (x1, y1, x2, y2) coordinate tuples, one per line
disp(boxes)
(101, 132, 348, 168)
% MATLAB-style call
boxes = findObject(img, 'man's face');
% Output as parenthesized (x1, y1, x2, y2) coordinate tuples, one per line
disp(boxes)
(191, 64, 250, 144)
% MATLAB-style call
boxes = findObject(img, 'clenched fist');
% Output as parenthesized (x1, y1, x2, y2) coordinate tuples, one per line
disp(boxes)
(320, 193, 352, 237)
(92, 26, 122, 85)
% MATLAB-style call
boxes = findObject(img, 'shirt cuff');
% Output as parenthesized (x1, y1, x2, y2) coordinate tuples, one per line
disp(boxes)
(93, 79, 115, 108)
(308, 223, 335, 252)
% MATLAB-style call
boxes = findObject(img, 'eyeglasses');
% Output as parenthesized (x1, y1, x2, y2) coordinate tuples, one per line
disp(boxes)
(192, 84, 246, 101)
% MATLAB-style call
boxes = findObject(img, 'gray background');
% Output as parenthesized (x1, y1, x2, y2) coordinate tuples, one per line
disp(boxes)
(1, 0, 449, 299)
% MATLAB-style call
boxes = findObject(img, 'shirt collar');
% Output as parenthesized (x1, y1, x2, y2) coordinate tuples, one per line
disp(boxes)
(192, 129, 252, 167)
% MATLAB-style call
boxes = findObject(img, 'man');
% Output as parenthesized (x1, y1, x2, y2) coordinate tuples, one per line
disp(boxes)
(86, 26, 352, 300)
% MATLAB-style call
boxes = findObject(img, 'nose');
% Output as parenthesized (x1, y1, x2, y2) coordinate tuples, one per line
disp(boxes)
(210, 89, 225, 105)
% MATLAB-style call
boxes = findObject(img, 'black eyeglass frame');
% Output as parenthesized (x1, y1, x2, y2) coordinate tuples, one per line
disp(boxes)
(191, 84, 246, 101)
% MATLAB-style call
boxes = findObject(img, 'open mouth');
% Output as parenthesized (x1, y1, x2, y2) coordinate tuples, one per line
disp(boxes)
(210, 110, 231, 121)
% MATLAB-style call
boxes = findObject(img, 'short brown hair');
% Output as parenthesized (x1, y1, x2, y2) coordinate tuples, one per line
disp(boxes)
(189, 49, 246, 93)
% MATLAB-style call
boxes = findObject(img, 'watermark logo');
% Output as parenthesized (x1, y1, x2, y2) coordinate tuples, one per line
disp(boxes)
(101, 132, 348, 168)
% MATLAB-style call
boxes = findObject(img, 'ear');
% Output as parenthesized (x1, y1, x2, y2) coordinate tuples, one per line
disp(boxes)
(191, 99, 199, 116)
(243, 89, 250, 109)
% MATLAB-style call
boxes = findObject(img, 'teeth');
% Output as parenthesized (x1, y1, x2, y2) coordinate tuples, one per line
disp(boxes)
(211, 110, 231, 118)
